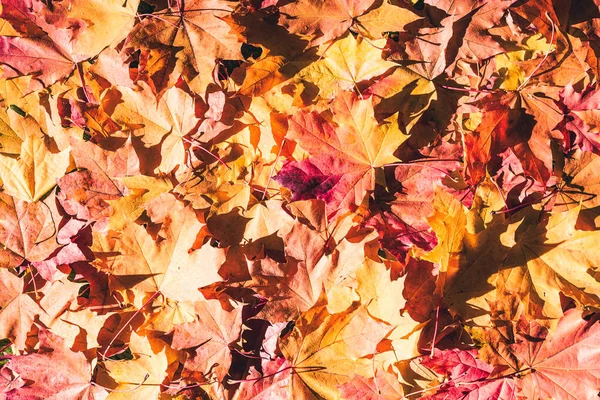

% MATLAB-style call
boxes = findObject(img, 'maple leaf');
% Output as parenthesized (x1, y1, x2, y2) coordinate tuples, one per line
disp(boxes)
(33, 242, 87, 282)
(0, 0, 139, 89)
(432, 0, 513, 63)
(97, 331, 170, 399)
(278, 0, 377, 47)
(1, 0, 600, 397)
(57, 134, 140, 227)
(275, 91, 406, 215)
(0, 268, 42, 350)
(514, 309, 600, 399)
(555, 83, 600, 152)
(247, 224, 367, 321)
(402, 258, 438, 322)
(422, 189, 467, 294)
(444, 220, 508, 323)
(108, 83, 194, 150)
(0, 133, 70, 202)
(0, 36, 75, 90)
(0, 192, 60, 269)
(279, 298, 392, 399)
(57, 170, 123, 228)
(354, 1, 421, 40)
(482, 309, 600, 400)
(463, 91, 542, 185)
(363, 65, 436, 134)
(125, 0, 243, 94)
(356, 258, 405, 324)
(106, 204, 224, 302)
(365, 145, 462, 262)
(103, 175, 173, 231)
(396, 23, 455, 81)
(509, 0, 569, 53)
(170, 299, 242, 383)
(500, 206, 600, 318)
(233, 357, 294, 400)
(69, 134, 140, 180)
(3, 328, 108, 399)
(337, 369, 405, 400)
(235, 55, 288, 97)
(59, 0, 141, 60)
(420, 348, 516, 400)
(553, 149, 600, 212)
(297, 34, 396, 98)
(0, 107, 23, 156)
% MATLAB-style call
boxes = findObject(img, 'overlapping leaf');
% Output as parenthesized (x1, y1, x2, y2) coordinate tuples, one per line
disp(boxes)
(0, 0, 600, 399)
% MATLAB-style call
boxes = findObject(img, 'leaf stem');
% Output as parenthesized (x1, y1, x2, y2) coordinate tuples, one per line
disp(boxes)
(517, 12, 556, 92)
(430, 296, 443, 357)
(262, 138, 286, 201)
(490, 188, 558, 214)
(384, 158, 462, 164)
(99, 291, 162, 360)
(438, 84, 494, 94)
(76, 62, 91, 104)
(91, 373, 150, 392)
(404, 371, 468, 397)
(183, 136, 231, 170)
(136, 13, 179, 28)
(27, 264, 39, 300)
(0, 340, 12, 354)
(384, 160, 461, 182)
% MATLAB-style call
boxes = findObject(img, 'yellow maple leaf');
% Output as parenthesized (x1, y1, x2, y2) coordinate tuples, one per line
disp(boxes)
(0, 134, 69, 202)
(280, 299, 392, 399)
(97, 332, 170, 400)
(500, 205, 600, 318)
(108, 205, 224, 302)
(298, 34, 396, 98)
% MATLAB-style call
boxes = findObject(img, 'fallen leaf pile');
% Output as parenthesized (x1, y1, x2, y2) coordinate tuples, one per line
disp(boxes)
(2, 0, 600, 399)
